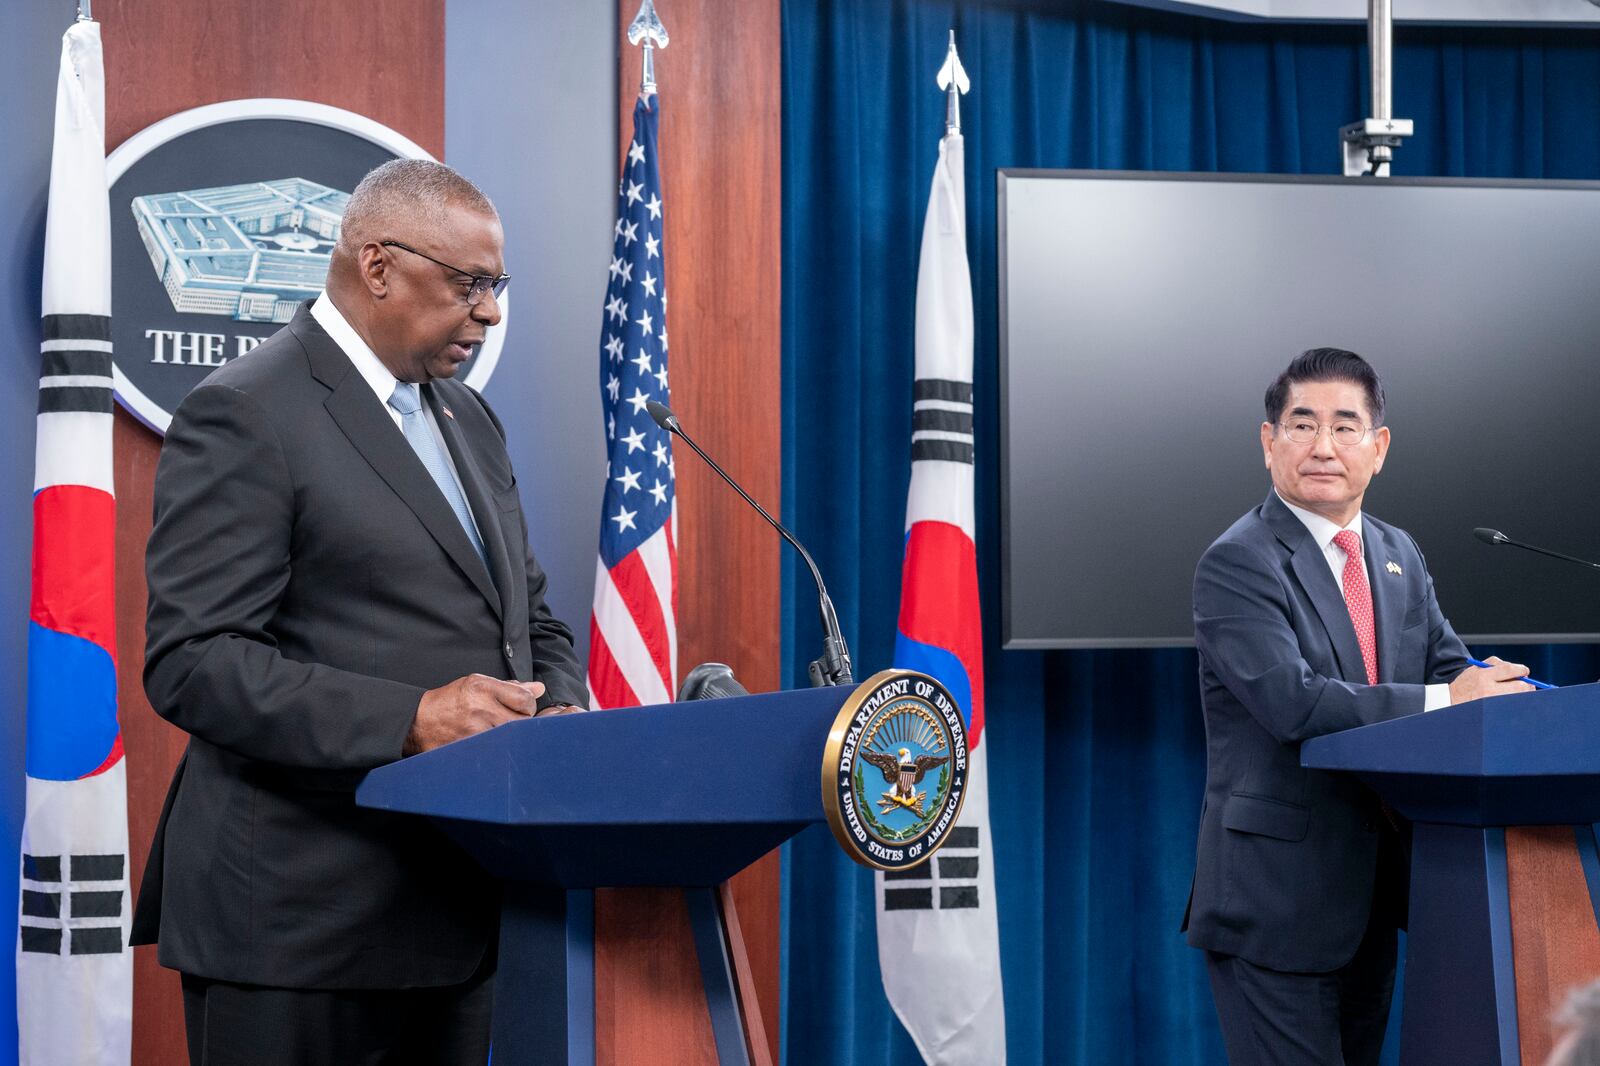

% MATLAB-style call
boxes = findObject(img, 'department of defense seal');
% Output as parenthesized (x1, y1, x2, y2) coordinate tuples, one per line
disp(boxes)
(821, 669, 969, 871)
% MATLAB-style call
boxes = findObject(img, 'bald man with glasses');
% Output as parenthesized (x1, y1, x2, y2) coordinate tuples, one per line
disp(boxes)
(1182, 348, 1533, 1065)
(131, 159, 586, 1064)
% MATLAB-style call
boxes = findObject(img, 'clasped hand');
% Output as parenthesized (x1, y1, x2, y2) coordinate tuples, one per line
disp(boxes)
(404, 673, 583, 755)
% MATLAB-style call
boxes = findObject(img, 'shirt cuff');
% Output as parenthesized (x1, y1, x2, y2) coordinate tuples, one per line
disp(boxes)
(1423, 683, 1451, 713)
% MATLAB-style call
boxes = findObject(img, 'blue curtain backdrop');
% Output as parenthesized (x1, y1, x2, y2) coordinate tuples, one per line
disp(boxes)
(777, 1, 1600, 1063)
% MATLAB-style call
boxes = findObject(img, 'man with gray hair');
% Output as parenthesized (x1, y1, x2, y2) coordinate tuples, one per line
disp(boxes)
(131, 158, 587, 1063)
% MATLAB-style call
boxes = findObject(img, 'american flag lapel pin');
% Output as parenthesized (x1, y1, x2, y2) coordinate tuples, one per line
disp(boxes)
(442, 405, 455, 420)
(1386, 561, 1402, 575)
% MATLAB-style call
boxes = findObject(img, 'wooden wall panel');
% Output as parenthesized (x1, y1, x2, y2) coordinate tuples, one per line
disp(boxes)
(598, 1, 784, 1064)
(1506, 826, 1600, 1066)
(95, 3, 445, 1062)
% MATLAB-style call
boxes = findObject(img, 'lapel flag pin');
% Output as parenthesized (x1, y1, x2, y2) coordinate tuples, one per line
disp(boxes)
(442, 406, 455, 420)
(1386, 561, 1402, 575)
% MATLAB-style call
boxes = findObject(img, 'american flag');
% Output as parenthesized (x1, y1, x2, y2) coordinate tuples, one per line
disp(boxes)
(587, 93, 677, 709)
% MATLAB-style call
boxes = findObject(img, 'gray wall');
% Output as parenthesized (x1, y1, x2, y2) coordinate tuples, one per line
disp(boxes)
(446, 0, 617, 662)
(0, 5, 76, 1062)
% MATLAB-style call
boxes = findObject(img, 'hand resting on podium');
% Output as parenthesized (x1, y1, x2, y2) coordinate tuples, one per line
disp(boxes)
(1448, 654, 1535, 705)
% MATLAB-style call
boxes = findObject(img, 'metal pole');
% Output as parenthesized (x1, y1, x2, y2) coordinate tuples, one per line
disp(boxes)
(78, 0, 93, 21)
(1370, 0, 1392, 123)
(627, 0, 669, 97)
(1366, 0, 1393, 173)
(1340, 0, 1409, 176)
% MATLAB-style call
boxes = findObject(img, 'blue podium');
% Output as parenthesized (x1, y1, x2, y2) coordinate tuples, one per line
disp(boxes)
(1303, 682, 1600, 1065)
(356, 685, 854, 1066)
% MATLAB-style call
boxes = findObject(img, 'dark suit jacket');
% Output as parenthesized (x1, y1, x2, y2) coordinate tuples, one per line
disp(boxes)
(129, 303, 586, 989)
(1183, 491, 1469, 973)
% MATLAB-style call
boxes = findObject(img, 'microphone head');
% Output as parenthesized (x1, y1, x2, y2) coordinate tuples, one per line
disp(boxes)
(1473, 527, 1509, 546)
(645, 400, 680, 433)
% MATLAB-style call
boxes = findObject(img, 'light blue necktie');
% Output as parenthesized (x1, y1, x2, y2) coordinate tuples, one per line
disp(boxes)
(387, 382, 488, 569)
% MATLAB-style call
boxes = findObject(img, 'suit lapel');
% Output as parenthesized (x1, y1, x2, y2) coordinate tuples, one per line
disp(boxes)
(1264, 493, 1370, 685)
(1364, 521, 1404, 684)
(425, 384, 513, 621)
(295, 308, 502, 618)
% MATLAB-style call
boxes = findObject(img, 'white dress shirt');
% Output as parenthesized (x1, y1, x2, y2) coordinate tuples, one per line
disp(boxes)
(1276, 492, 1450, 712)
(310, 292, 483, 543)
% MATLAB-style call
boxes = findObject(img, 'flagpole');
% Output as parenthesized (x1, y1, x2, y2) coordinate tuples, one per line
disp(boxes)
(937, 30, 969, 137)
(627, 0, 669, 97)
(77, 0, 92, 21)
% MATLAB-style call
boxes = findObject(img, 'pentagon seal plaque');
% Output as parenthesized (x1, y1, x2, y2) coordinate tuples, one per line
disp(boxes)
(821, 669, 969, 871)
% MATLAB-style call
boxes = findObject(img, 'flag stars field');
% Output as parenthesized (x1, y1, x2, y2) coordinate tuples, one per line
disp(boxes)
(589, 92, 677, 712)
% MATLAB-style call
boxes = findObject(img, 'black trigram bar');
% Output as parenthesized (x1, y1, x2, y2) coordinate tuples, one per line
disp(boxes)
(22, 854, 61, 882)
(912, 409, 973, 434)
(939, 886, 980, 909)
(20, 926, 62, 955)
(884, 865, 931, 882)
(21, 891, 60, 918)
(71, 854, 125, 881)
(884, 887, 934, 911)
(71, 890, 123, 919)
(70, 927, 124, 955)
(41, 349, 113, 378)
(913, 379, 973, 404)
(939, 856, 980, 879)
(41, 314, 111, 343)
(39, 385, 113, 415)
(947, 827, 979, 848)
(911, 440, 974, 464)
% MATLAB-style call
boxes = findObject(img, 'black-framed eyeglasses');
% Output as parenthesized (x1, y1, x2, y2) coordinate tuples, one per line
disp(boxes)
(381, 240, 510, 306)
(1276, 417, 1374, 447)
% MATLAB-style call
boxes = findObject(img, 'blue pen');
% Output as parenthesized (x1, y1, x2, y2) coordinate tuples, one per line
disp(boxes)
(1467, 657, 1556, 690)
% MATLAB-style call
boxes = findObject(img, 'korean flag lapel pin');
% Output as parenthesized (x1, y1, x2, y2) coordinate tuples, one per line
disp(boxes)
(1385, 561, 1403, 575)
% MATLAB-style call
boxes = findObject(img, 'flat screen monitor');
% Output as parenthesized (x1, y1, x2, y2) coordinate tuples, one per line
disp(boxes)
(999, 170, 1600, 648)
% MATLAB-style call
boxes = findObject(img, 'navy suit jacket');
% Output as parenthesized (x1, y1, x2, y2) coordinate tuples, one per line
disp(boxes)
(1183, 491, 1469, 973)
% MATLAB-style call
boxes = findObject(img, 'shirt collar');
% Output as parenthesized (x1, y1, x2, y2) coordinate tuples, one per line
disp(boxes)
(310, 291, 399, 408)
(1275, 490, 1364, 554)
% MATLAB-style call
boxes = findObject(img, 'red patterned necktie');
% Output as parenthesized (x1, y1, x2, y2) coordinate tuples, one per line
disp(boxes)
(1332, 529, 1378, 685)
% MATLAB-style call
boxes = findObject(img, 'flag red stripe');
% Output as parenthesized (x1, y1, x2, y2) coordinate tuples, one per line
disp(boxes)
(30, 484, 116, 662)
(897, 520, 985, 738)
(607, 549, 674, 696)
(664, 521, 679, 624)
(587, 616, 639, 710)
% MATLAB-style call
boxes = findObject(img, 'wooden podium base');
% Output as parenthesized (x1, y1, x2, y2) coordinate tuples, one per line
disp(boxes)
(1403, 824, 1600, 1065)
(493, 880, 774, 1066)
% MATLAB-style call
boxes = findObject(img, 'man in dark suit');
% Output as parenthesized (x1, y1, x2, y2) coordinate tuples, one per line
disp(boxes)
(130, 159, 588, 1064)
(1184, 348, 1532, 1065)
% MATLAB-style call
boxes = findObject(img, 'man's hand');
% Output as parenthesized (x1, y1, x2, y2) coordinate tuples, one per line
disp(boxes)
(535, 704, 585, 718)
(1449, 656, 1534, 705)
(404, 674, 546, 755)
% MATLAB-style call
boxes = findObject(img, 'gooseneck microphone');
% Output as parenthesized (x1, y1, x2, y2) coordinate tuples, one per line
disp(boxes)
(647, 401, 854, 687)
(1473, 527, 1600, 571)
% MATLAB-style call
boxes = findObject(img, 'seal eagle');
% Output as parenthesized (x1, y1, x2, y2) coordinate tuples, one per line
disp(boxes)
(862, 746, 949, 802)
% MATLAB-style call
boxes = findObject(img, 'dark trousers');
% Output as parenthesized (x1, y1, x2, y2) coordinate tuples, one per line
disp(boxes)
(1206, 910, 1398, 1066)
(181, 964, 494, 1066)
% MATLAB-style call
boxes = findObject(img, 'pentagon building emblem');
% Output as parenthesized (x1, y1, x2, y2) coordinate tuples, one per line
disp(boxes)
(107, 100, 508, 434)
(822, 669, 969, 871)
(131, 178, 347, 323)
